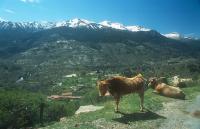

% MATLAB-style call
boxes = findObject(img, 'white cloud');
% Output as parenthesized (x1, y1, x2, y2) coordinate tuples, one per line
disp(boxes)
(20, 0, 40, 3)
(5, 9, 15, 14)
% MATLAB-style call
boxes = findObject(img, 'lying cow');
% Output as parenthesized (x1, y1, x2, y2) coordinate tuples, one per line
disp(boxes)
(97, 74, 147, 112)
(148, 77, 185, 99)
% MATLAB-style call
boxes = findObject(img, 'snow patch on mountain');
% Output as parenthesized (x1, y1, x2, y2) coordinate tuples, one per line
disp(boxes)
(163, 32, 182, 40)
(0, 21, 54, 30)
(99, 21, 150, 32)
(55, 21, 68, 27)
(55, 18, 100, 29)
(68, 18, 92, 28)
(163, 32, 199, 40)
(39, 21, 55, 29)
(99, 21, 127, 30)
(126, 26, 150, 32)
(0, 17, 6, 22)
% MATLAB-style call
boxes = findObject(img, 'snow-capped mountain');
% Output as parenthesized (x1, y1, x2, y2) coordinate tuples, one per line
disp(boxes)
(0, 21, 54, 31)
(55, 18, 101, 29)
(0, 18, 151, 32)
(1, 18, 198, 40)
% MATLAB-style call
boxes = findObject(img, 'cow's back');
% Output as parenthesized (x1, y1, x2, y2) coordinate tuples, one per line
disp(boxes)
(107, 76, 145, 95)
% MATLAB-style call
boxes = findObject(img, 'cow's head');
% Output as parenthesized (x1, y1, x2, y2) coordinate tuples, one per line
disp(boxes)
(97, 80, 110, 96)
(148, 77, 157, 89)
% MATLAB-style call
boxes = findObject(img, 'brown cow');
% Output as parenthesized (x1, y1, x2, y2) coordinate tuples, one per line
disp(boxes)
(148, 77, 185, 99)
(97, 74, 147, 112)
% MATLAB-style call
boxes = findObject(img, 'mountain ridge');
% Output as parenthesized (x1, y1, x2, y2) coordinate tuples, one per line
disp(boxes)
(0, 18, 151, 32)
(0, 18, 198, 40)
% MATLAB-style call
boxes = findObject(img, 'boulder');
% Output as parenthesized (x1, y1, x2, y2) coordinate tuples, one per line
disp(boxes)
(75, 105, 104, 115)
(169, 75, 192, 87)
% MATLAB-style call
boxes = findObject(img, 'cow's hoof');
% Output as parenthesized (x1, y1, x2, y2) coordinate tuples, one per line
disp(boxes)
(140, 109, 144, 112)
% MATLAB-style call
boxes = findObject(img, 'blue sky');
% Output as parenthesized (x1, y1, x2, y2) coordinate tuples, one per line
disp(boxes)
(0, 0, 200, 37)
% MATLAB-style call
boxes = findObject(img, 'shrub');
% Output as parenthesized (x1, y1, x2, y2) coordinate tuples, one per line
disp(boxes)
(0, 88, 79, 128)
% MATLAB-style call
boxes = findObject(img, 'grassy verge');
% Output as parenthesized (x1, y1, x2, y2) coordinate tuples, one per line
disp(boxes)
(41, 80, 200, 129)
(182, 82, 200, 99)
(41, 89, 170, 129)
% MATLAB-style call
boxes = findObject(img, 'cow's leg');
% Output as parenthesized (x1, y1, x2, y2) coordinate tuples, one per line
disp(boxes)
(138, 92, 144, 112)
(114, 95, 120, 112)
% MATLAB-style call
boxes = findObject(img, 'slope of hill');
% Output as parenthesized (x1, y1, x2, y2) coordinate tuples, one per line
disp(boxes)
(0, 19, 200, 92)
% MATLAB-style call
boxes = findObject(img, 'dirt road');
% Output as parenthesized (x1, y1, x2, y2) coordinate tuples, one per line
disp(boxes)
(157, 95, 200, 129)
